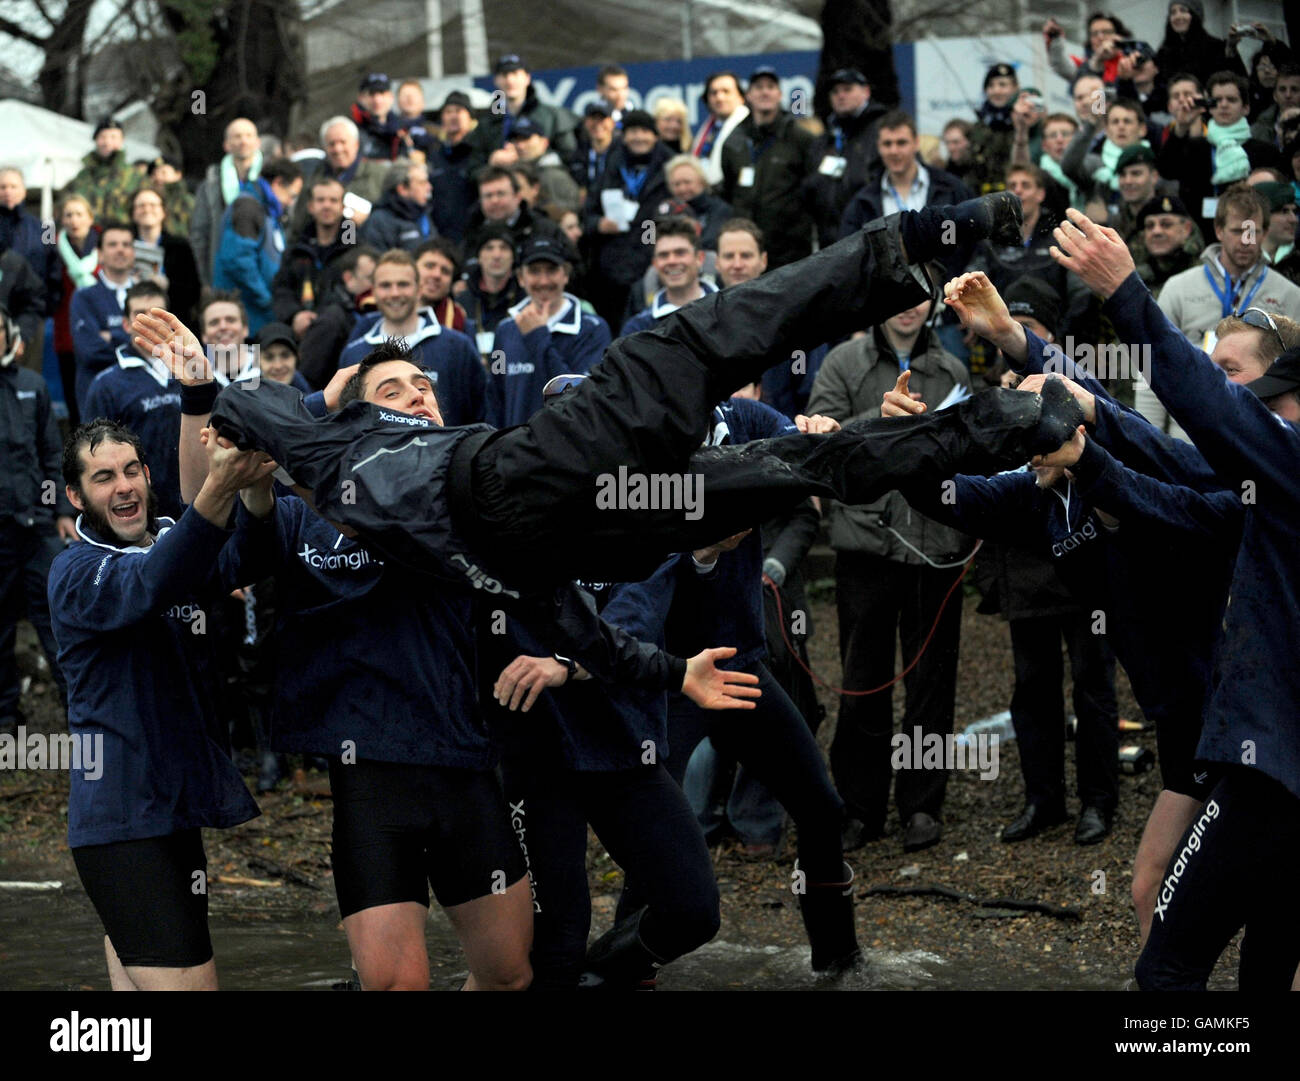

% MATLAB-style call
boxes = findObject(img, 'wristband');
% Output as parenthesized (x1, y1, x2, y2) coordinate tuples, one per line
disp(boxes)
(181, 381, 219, 416)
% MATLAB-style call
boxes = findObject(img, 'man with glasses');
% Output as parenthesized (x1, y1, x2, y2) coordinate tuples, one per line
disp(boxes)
(1140, 184, 1300, 438)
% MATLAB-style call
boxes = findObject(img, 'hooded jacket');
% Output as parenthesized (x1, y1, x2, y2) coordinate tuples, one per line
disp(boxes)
(359, 188, 435, 251)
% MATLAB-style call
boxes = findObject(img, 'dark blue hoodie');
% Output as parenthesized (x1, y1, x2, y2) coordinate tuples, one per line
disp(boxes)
(48, 509, 262, 847)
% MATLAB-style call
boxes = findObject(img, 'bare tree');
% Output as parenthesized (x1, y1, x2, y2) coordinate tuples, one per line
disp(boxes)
(0, 0, 97, 116)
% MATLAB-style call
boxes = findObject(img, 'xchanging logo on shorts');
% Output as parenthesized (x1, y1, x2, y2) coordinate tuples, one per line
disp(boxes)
(1153, 798, 1220, 922)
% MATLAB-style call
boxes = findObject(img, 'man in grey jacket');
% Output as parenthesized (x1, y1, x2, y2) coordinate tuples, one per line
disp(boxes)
(191, 118, 262, 286)
(806, 293, 974, 852)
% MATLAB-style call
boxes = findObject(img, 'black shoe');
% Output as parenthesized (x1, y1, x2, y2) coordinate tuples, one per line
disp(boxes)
(577, 907, 667, 989)
(902, 812, 941, 852)
(979, 190, 1025, 246)
(1029, 375, 1087, 455)
(1001, 803, 1068, 843)
(1074, 805, 1113, 846)
(840, 816, 881, 852)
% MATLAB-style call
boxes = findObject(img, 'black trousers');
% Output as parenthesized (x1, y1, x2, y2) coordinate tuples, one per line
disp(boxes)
(1136, 768, 1300, 991)
(212, 217, 1058, 588)
(830, 553, 964, 829)
(670, 663, 844, 879)
(0, 522, 67, 719)
(499, 755, 720, 991)
(1008, 613, 1118, 813)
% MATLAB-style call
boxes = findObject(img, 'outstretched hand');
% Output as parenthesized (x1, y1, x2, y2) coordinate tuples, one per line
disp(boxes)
(1031, 424, 1087, 469)
(682, 647, 762, 710)
(133, 307, 209, 384)
(943, 271, 1017, 343)
(794, 413, 841, 434)
(494, 654, 572, 713)
(1049, 208, 1134, 299)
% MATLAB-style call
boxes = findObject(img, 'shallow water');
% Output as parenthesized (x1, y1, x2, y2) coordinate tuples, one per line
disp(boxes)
(0, 874, 1128, 991)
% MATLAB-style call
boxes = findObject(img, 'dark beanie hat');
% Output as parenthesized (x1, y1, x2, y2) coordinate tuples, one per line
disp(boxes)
(1004, 276, 1061, 337)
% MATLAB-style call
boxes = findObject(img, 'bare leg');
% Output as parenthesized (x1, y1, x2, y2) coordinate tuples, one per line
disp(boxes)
(119, 945, 219, 991)
(443, 874, 534, 991)
(1132, 790, 1202, 945)
(343, 901, 430, 990)
(105, 936, 138, 991)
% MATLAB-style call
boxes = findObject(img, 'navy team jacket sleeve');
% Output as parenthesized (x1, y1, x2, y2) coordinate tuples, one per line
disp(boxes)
(597, 554, 681, 647)
(898, 470, 1044, 548)
(507, 583, 687, 692)
(50, 508, 231, 633)
(1068, 435, 1244, 538)
(453, 330, 488, 424)
(69, 288, 121, 379)
(1102, 271, 1300, 499)
(1016, 323, 1223, 492)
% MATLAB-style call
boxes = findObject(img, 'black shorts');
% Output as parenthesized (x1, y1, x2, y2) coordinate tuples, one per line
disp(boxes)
(72, 829, 212, 968)
(328, 758, 527, 917)
(1156, 713, 1220, 800)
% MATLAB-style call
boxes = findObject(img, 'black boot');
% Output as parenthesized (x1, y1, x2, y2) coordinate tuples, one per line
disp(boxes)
(898, 192, 1024, 264)
(796, 861, 862, 974)
(577, 907, 668, 990)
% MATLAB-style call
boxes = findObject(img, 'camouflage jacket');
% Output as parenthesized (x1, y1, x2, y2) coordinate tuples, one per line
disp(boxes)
(160, 179, 195, 238)
(66, 150, 139, 224)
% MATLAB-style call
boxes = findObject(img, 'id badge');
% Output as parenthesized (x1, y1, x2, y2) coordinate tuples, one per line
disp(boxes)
(818, 155, 847, 178)
(738, 166, 755, 187)
(476, 331, 495, 356)
(1201, 196, 1218, 220)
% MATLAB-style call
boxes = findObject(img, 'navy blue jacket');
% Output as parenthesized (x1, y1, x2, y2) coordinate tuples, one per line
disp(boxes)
(667, 398, 799, 671)
(48, 510, 262, 846)
(428, 139, 484, 242)
(0, 362, 75, 526)
(340, 309, 486, 426)
(83, 348, 183, 519)
(482, 557, 682, 771)
(1099, 271, 1300, 799)
(227, 495, 491, 768)
(620, 280, 719, 337)
(0, 204, 53, 314)
(487, 293, 610, 427)
(69, 273, 133, 412)
(359, 189, 435, 252)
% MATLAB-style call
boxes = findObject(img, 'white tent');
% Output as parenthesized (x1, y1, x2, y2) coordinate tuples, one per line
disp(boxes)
(0, 99, 160, 220)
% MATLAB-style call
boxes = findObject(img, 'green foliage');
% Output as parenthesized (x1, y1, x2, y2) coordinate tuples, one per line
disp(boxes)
(165, 0, 222, 85)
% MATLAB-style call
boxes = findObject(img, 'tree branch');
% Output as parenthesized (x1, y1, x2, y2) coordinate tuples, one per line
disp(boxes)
(0, 14, 49, 48)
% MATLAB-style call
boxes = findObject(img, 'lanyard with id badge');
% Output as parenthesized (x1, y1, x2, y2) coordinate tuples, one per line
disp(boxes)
(1200, 265, 1268, 354)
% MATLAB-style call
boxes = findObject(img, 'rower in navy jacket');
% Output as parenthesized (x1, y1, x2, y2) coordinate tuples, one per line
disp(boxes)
(1045, 208, 1300, 991)
(337, 250, 485, 426)
(911, 268, 1253, 944)
(48, 418, 272, 990)
(487, 235, 610, 428)
(484, 548, 723, 991)
(83, 282, 184, 519)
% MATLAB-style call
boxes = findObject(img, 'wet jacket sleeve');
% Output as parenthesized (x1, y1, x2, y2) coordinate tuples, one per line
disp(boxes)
(506, 583, 687, 692)
(1068, 435, 1243, 538)
(1103, 271, 1300, 498)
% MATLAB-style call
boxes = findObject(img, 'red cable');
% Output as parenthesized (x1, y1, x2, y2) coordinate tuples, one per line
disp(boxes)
(764, 539, 982, 697)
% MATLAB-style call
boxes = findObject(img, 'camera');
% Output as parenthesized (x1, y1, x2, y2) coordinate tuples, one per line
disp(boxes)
(1190, 96, 1209, 110)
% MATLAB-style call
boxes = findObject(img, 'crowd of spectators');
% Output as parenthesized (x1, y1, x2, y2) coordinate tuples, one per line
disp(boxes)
(3, 6, 1298, 862)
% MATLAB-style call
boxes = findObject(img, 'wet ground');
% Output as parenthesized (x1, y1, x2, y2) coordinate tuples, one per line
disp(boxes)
(0, 597, 1243, 990)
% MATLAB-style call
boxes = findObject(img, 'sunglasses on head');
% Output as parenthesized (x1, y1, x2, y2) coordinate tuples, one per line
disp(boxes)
(542, 373, 588, 399)
(1241, 307, 1287, 355)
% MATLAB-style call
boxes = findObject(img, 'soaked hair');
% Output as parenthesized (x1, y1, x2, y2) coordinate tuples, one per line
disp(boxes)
(62, 419, 147, 491)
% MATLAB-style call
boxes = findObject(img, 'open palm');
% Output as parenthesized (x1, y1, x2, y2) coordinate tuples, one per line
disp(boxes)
(132, 307, 209, 384)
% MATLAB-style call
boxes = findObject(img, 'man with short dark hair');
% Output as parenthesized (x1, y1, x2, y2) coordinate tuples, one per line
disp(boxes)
(622, 217, 717, 336)
(1252, 64, 1300, 147)
(70, 221, 137, 411)
(488, 235, 609, 427)
(719, 67, 815, 268)
(1107, 143, 1162, 241)
(428, 91, 487, 242)
(508, 118, 582, 213)
(361, 161, 435, 251)
(83, 282, 184, 518)
(339, 251, 484, 425)
(464, 164, 561, 256)
(272, 176, 352, 336)
(596, 64, 630, 128)
(49, 418, 270, 990)
(692, 72, 749, 186)
(414, 237, 467, 331)
(571, 101, 618, 192)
